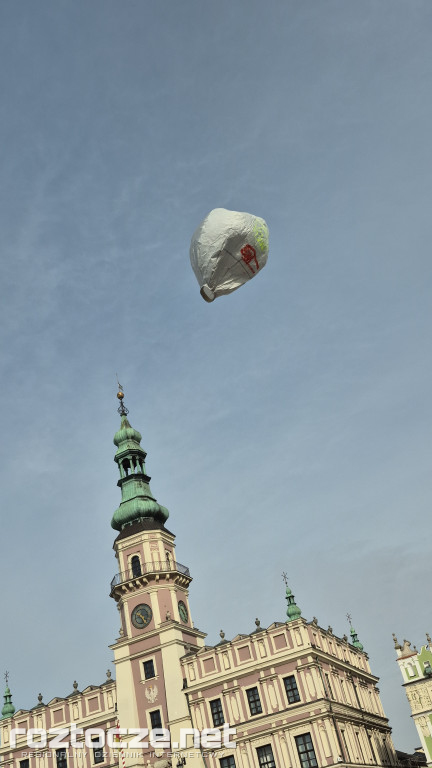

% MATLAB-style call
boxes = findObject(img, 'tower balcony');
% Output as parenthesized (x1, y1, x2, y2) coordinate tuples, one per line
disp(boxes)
(110, 559, 191, 598)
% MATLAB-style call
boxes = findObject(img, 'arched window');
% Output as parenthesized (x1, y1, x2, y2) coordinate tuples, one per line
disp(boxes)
(131, 556, 142, 578)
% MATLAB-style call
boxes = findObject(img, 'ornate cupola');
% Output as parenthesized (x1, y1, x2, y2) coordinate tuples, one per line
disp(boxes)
(111, 387, 169, 531)
(286, 585, 302, 621)
(283, 573, 302, 622)
(347, 614, 364, 651)
(2, 674, 15, 719)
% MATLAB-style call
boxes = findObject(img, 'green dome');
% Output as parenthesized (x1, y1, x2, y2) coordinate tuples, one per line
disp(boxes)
(350, 626, 364, 651)
(286, 585, 302, 622)
(2, 686, 15, 718)
(111, 497, 169, 531)
(114, 416, 143, 456)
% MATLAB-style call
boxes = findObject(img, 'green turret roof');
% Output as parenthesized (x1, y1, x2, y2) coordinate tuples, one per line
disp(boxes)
(285, 584, 302, 622)
(347, 614, 364, 651)
(113, 417, 143, 454)
(2, 685, 15, 719)
(350, 625, 364, 651)
(111, 393, 169, 532)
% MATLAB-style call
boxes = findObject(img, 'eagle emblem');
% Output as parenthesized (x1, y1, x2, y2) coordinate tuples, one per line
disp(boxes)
(145, 685, 158, 704)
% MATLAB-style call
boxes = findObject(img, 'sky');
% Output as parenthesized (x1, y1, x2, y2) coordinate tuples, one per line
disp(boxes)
(0, 0, 431, 753)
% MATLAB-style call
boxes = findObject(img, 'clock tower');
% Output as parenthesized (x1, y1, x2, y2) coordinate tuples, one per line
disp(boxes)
(109, 389, 206, 766)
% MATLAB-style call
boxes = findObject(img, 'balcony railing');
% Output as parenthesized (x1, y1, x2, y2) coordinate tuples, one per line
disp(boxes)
(110, 560, 190, 590)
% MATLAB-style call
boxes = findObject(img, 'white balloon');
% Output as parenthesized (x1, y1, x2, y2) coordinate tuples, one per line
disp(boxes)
(190, 208, 269, 302)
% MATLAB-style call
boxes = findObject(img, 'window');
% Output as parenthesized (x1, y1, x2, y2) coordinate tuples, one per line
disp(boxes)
(367, 732, 377, 764)
(210, 698, 224, 726)
(20, 761, 29, 768)
(56, 750, 67, 768)
(295, 733, 318, 768)
(407, 664, 416, 678)
(341, 730, 350, 761)
(131, 556, 142, 577)
(382, 739, 392, 765)
(246, 686, 262, 715)
(149, 710, 162, 729)
(256, 744, 276, 768)
(143, 659, 156, 679)
(284, 675, 300, 704)
(355, 731, 365, 762)
(340, 679, 347, 703)
(325, 673, 334, 699)
(220, 758, 236, 768)
(92, 737, 104, 764)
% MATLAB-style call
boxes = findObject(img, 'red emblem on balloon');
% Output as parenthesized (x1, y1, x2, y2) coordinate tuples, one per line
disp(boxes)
(241, 244, 259, 273)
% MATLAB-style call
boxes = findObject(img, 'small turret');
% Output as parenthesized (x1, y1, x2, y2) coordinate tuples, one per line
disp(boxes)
(282, 573, 301, 622)
(2, 674, 15, 719)
(347, 614, 364, 651)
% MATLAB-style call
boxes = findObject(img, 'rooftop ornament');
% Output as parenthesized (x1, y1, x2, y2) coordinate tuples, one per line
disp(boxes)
(393, 633, 402, 650)
(283, 572, 302, 622)
(1, 672, 15, 719)
(347, 613, 364, 651)
(116, 376, 129, 416)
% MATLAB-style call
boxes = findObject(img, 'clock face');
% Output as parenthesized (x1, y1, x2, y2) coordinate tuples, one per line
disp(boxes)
(178, 600, 188, 623)
(131, 603, 152, 629)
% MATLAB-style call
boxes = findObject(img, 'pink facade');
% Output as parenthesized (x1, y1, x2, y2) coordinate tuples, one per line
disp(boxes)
(0, 406, 401, 768)
(1, 681, 116, 768)
(180, 620, 397, 768)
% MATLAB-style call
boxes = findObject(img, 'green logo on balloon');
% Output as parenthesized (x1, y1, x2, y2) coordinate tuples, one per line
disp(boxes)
(253, 219, 269, 255)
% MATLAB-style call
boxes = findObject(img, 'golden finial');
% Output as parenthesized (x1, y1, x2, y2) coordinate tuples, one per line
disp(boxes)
(116, 376, 128, 415)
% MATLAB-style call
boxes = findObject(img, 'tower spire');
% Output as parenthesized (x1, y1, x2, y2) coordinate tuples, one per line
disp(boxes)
(283, 573, 302, 622)
(111, 385, 169, 531)
(2, 673, 15, 719)
(347, 613, 364, 651)
(116, 377, 129, 416)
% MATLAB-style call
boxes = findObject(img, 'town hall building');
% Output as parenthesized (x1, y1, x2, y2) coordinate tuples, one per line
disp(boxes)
(0, 391, 400, 768)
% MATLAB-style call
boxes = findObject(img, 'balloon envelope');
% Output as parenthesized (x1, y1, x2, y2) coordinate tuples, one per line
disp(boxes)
(190, 208, 269, 302)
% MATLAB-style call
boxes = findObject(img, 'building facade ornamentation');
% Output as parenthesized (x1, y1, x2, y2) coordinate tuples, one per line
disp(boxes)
(0, 393, 401, 768)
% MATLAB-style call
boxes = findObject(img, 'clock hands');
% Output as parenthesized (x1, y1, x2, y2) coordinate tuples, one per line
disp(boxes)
(131, 603, 153, 629)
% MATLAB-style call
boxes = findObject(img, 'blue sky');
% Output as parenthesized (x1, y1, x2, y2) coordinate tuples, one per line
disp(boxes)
(0, 0, 431, 751)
